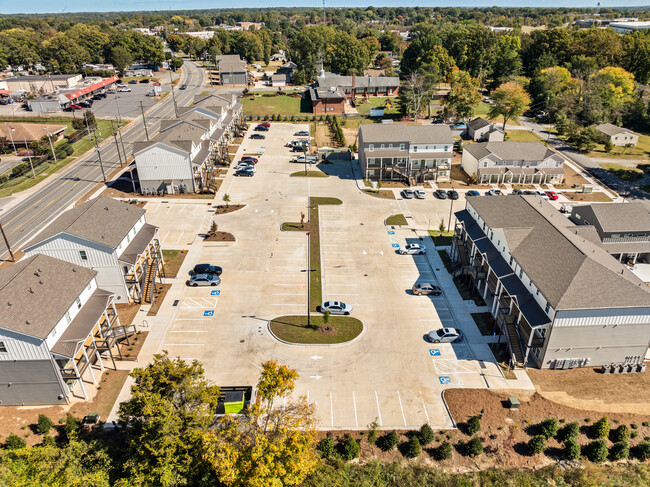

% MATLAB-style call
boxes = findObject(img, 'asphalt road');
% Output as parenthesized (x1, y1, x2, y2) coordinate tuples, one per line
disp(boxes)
(0, 61, 206, 260)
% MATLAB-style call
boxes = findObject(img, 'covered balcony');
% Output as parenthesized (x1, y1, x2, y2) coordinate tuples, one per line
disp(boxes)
(119, 224, 164, 303)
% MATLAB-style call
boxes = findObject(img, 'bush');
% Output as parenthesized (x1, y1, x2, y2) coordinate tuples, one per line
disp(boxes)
(611, 424, 630, 443)
(592, 416, 610, 439)
(560, 421, 580, 442)
(41, 435, 55, 447)
(634, 440, 650, 460)
(5, 433, 26, 450)
(466, 416, 481, 436)
(539, 418, 559, 439)
(585, 439, 609, 463)
(63, 414, 82, 437)
(341, 435, 360, 460)
(367, 420, 379, 445)
(404, 436, 421, 458)
(436, 440, 453, 460)
(564, 438, 581, 460)
(419, 424, 435, 446)
(379, 430, 399, 451)
(528, 435, 546, 455)
(609, 441, 629, 461)
(465, 436, 483, 457)
(36, 414, 53, 435)
(317, 434, 336, 459)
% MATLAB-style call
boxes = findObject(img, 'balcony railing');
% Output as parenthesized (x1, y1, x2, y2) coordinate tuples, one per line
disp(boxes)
(469, 264, 487, 280)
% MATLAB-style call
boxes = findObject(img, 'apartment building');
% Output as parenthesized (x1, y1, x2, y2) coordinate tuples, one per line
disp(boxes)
(461, 141, 565, 184)
(358, 124, 454, 184)
(451, 195, 650, 369)
(315, 72, 400, 104)
(0, 254, 134, 405)
(23, 197, 163, 304)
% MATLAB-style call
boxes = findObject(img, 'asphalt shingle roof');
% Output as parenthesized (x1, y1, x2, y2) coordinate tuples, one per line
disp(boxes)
(588, 202, 650, 233)
(359, 124, 454, 144)
(464, 141, 554, 161)
(596, 123, 634, 137)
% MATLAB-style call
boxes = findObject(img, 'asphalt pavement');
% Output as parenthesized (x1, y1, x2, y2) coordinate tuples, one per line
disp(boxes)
(0, 61, 206, 260)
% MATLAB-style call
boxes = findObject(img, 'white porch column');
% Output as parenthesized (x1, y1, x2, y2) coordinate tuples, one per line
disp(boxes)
(91, 332, 104, 371)
(81, 346, 97, 385)
(491, 281, 502, 316)
(72, 359, 88, 400)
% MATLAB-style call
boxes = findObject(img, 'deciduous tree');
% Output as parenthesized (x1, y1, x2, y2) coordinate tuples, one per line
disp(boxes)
(488, 81, 531, 130)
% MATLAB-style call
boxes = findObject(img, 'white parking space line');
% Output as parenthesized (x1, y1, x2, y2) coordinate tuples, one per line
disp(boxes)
(272, 293, 304, 296)
(162, 231, 170, 242)
(165, 343, 206, 346)
(176, 232, 185, 244)
(375, 391, 383, 426)
(170, 330, 209, 333)
(330, 392, 334, 427)
(352, 391, 358, 427)
(420, 392, 431, 424)
(397, 391, 407, 427)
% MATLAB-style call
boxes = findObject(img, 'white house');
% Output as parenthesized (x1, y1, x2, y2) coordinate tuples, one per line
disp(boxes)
(23, 196, 163, 304)
(0, 254, 134, 405)
(596, 123, 639, 147)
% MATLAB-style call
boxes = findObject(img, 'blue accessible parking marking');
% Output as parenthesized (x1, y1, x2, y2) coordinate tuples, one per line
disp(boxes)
(387, 231, 395, 235)
(211, 290, 221, 295)
(429, 349, 441, 357)
(439, 376, 451, 385)
(391, 243, 400, 248)
(204, 310, 215, 317)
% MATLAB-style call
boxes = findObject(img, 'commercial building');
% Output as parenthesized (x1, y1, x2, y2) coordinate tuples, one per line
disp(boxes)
(308, 86, 346, 114)
(451, 195, 650, 369)
(4, 74, 83, 94)
(610, 21, 650, 34)
(23, 197, 163, 304)
(596, 123, 639, 147)
(461, 141, 565, 185)
(0, 122, 66, 147)
(0, 254, 135, 405)
(358, 124, 454, 184)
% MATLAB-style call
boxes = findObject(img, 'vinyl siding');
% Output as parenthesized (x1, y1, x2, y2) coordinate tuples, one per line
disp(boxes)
(461, 150, 479, 177)
(135, 146, 193, 182)
(0, 328, 49, 361)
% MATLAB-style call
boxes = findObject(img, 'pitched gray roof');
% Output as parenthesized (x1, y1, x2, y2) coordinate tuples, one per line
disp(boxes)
(467, 117, 491, 130)
(27, 196, 145, 250)
(464, 195, 650, 310)
(464, 141, 554, 162)
(0, 254, 97, 339)
(596, 123, 634, 137)
(588, 202, 650, 233)
(359, 124, 454, 144)
(317, 72, 399, 89)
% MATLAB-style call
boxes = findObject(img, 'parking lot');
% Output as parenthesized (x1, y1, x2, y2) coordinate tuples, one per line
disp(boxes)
(149, 122, 533, 430)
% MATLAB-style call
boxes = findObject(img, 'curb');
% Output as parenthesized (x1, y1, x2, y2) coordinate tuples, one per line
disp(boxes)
(266, 316, 367, 348)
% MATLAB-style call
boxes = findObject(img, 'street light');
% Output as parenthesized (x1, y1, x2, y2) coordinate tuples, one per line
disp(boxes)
(301, 231, 316, 328)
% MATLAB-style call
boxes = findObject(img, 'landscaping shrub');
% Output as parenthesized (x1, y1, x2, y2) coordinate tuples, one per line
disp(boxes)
(436, 441, 453, 460)
(5, 433, 26, 450)
(404, 437, 421, 458)
(539, 418, 559, 439)
(341, 435, 360, 460)
(585, 439, 609, 463)
(560, 421, 580, 442)
(379, 430, 399, 451)
(528, 435, 546, 455)
(634, 440, 650, 460)
(592, 417, 610, 439)
(465, 416, 481, 436)
(611, 424, 630, 443)
(418, 424, 435, 446)
(317, 434, 336, 459)
(563, 438, 581, 460)
(631, 431, 638, 439)
(631, 423, 638, 429)
(36, 414, 53, 435)
(41, 435, 55, 447)
(465, 436, 483, 457)
(63, 414, 82, 437)
(367, 421, 379, 445)
(609, 441, 629, 461)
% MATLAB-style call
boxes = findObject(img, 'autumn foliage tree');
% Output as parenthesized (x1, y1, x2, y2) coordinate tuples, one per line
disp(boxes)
(489, 81, 531, 130)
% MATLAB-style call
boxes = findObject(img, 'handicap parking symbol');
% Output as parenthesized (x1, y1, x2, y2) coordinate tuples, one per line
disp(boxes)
(439, 376, 451, 385)
(429, 349, 441, 357)
(387, 231, 395, 235)
(211, 290, 221, 296)
(391, 243, 400, 248)
(204, 310, 214, 317)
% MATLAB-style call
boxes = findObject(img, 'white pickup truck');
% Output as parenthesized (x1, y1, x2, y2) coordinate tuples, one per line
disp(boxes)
(290, 155, 318, 164)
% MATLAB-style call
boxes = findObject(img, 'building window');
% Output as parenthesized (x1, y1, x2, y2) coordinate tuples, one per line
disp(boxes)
(388, 144, 393, 149)
(400, 144, 405, 150)
(0, 342, 7, 353)
(65, 311, 71, 324)
(536, 288, 540, 295)
(76, 297, 82, 310)
(413, 146, 418, 152)
(509, 256, 513, 265)
(368, 144, 374, 151)
(483, 161, 488, 168)
(79, 250, 88, 261)
(545, 301, 550, 313)
(380, 144, 385, 149)
(519, 268, 523, 278)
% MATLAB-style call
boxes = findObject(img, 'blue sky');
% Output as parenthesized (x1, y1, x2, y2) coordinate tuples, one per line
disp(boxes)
(1, 0, 650, 15)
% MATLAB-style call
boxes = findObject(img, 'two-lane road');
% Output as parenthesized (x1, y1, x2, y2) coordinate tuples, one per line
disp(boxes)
(0, 61, 206, 259)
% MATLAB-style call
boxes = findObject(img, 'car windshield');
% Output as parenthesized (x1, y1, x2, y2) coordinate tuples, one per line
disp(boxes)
(436, 330, 445, 337)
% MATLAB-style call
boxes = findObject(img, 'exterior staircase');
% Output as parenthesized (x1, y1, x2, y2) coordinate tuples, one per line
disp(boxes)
(142, 260, 156, 303)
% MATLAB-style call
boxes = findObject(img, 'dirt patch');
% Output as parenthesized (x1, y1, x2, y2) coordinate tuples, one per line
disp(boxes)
(528, 367, 650, 414)
(147, 283, 172, 316)
(436, 162, 491, 189)
(162, 249, 188, 278)
(204, 231, 236, 242)
(117, 330, 148, 361)
(213, 204, 245, 214)
(553, 163, 591, 189)
(563, 192, 614, 202)
(380, 181, 409, 188)
(114, 302, 141, 327)
(362, 189, 395, 199)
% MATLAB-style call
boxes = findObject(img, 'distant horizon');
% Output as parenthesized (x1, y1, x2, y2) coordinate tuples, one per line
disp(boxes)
(2, 1, 650, 16)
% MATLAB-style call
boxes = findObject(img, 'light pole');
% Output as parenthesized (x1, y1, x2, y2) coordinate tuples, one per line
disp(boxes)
(447, 187, 455, 232)
(110, 120, 124, 167)
(44, 127, 57, 162)
(90, 128, 106, 183)
(140, 101, 149, 141)
(169, 69, 178, 118)
(301, 231, 316, 328)
(23, 136, 35, 178)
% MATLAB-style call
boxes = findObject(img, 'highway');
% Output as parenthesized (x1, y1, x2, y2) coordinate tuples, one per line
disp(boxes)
(0, 61, 206, 260)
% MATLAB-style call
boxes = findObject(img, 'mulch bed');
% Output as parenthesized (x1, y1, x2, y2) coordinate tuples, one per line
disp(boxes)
(204, 231, 236, 242)
(213, 204, 245, 214)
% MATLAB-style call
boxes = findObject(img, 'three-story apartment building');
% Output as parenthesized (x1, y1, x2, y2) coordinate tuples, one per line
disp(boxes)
(451, 195, 650, 370)
(358, 124, 454, 184)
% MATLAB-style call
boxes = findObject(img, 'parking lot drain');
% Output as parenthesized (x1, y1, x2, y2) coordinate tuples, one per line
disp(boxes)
(172, 300, 179, 306)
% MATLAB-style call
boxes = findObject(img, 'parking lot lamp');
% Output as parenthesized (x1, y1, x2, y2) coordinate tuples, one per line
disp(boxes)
(301, 231, 316, 328)
(447, 187, 455, 233)
(303, 140, 308, 176)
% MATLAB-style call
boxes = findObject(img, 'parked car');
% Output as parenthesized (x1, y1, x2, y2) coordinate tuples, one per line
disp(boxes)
(250, 134, 266, 139)
(79, 101, 92, 108)
(117, 83, 128, 88)
(538, 190, 549, 200)
(486, 189, 502, 196)
(189, 264, 222, 276)
(434, 189, 448, 199)
(319, 301, 353, 315)
(415, 189, 426, 199)
(431, 118, 444, 124)
(466, 190, 481, 196)
(117, 87, 132, 92)
(186, 274, 221, 287)
(412, 283, 442, 296)
(257, 122, 271, 128)
(512, 189, 524, 195)
(92, 94, 103, 100)
(139, 78, 150, 83)
(97, 92, 107, 98)
(447, 190, 459, 200)
(523, 190, 537, 195)
(291, 155, 318, 164)
(254, 126, 269, 132)
(179, 84, 187, 90)
(427, 327, 463, 343)
(399, 243, 427, 255)
(235, 169, 254, 177)
(241, 156, 258, 163)
(402, 189, 414, 199)
(128, 80, 138, 84)
(286, 139, 308, 148)
(235, 163, 256, 172)
(545, 190, 559, 200)
(64, 104, 83, 111)
(294, 130, 309, 136)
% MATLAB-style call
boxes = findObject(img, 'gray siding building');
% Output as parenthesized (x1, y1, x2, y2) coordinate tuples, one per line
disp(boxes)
(451, 195, 650, 369)
(214, 55, 247, 85)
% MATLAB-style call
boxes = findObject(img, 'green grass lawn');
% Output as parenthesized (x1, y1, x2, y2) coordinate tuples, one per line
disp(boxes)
(241, 93, 307, 116)
(355, 97, 400, 116)
(270, 315, 363, 344)
(386, 213, 407, 226)
(290, 170, 329, 178)
(505, 130, 543, 143)
(600, 162, 644, 182)
(428, 230, 454, 246)
(586, 134, 650, 160)
(362, 189, 395, 199)
(162, 249, 188, 278)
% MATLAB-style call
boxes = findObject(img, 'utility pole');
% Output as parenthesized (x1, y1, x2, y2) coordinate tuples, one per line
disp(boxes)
(447, 188, 455, 233)
(91, 128, 106, 183)
(44, 127, 57, 162)
(0, 222, 14, 261)
(115, 117, 127, 163)
(140, 101, 149, 141)
(23, 136, 35, 178)
(169, 69, 178, 117)
(110, 121, 124, 167)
